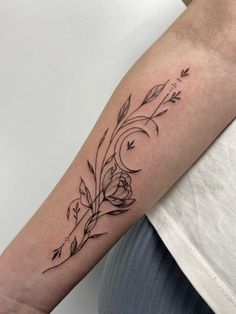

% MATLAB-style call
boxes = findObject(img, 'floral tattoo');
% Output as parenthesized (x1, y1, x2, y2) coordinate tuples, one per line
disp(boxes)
(42, 67, 190, 273)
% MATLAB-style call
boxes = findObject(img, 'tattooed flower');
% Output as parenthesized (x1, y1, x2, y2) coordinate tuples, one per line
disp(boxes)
(42, 67, 190, 274)
(102, 169, 135, 208)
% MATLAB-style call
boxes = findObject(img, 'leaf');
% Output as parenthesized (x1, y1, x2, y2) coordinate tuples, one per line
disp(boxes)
(52, 248, 61, 260)
(127, 139, 135, 150)
(70, 236, 78, 255)
(79, 178, 86, 195)
(174, 91, 181, 99)
(51, 250, 59, 260)
(79, 178, 92, 208)
(104, 153, 116, 166)
(66, 206, 70, 220)
(73, 202, 80, 213)
(98, 128, 109, 148)
(141, 84, 165, 105)
(66, 198, 80, 220)
(176, 91, 181, 96)
(86, 187, 92, 207)
(117, 94, 131, 124)
(106, 209, 129, 216)
(181, 68, 190, 77)
(116, 198, 136, 208)
(102, 167, 113, 191)
(87, 160, 95, 175)
(89, 232, 107, 239)
(153, 109, 168, 118)
(84, 213, 98, 233)
(167, 91, 181, 104)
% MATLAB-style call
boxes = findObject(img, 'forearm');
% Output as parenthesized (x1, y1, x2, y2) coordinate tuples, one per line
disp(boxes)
(0, 2, 235, 313)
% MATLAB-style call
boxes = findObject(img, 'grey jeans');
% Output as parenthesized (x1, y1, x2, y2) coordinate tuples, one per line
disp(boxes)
(98, 216, 214, 314)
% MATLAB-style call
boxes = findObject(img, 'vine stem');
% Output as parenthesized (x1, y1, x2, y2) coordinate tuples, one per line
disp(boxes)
(42, 233, 88, 274)
(122, 116, 158, 132)
(68, 208, 90, 237)
(122, 79, 170, 126)
(93, 189, 104, 204)
(96, 122, 121, 207)
(96, 90, 162, 205)
(42, 208, 128, 273)
(42, 255, 72, 273)
(94, 144, 99, 213)
(43, 208, 90, 271)
(145, 93, 170, 125)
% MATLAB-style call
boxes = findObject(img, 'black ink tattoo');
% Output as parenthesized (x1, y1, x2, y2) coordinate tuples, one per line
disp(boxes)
(127, 139, 135, 150)
(42, 67, 190, 273)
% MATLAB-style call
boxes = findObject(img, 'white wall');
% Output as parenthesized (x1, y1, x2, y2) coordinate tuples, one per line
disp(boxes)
(0, 0, 185, 313)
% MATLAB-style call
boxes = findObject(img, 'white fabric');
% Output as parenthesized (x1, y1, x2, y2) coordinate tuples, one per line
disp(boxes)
(146, 120, 236, 314)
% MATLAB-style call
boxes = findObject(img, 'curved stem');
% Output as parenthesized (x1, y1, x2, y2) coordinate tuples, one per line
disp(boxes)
(43, 206, 129, 274)
(67, 198, 80, 209)
(114, 127, 150, 173)
(122, 106, 142, 125)
(43, 216, 90, 274)
(68, 208, 90, 237)
(93, 189, 104, 205)
(42, 255, 72, 274)
(49, 208, 90, 258)
(43, 235, 88, 274)
(122, 116, 158, 131)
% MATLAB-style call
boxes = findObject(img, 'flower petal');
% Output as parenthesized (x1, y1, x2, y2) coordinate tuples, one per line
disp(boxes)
(113, 186, 129, 199)
(106, 196, 124, 206)
(80, 194, 89, 207)
(105, 172, 122, 196)
(118, 198, 136, 208)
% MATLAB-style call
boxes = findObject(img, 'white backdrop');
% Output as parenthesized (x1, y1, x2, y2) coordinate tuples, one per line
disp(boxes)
(0, 0, 185, 313)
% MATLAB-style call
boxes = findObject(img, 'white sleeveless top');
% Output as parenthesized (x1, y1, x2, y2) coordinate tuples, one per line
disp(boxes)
(147, 120, 236, 314)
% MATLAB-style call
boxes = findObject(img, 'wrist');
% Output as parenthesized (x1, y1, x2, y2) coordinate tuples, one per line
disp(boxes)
(0, 256, 51, 314)
(0, 294, 46, 314)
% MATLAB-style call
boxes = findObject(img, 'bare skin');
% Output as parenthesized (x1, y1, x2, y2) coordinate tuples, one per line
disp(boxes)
(0, 0, 235, 313)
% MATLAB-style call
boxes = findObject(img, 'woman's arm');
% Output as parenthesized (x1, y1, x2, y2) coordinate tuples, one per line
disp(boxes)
(0, 0, 236, 313)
